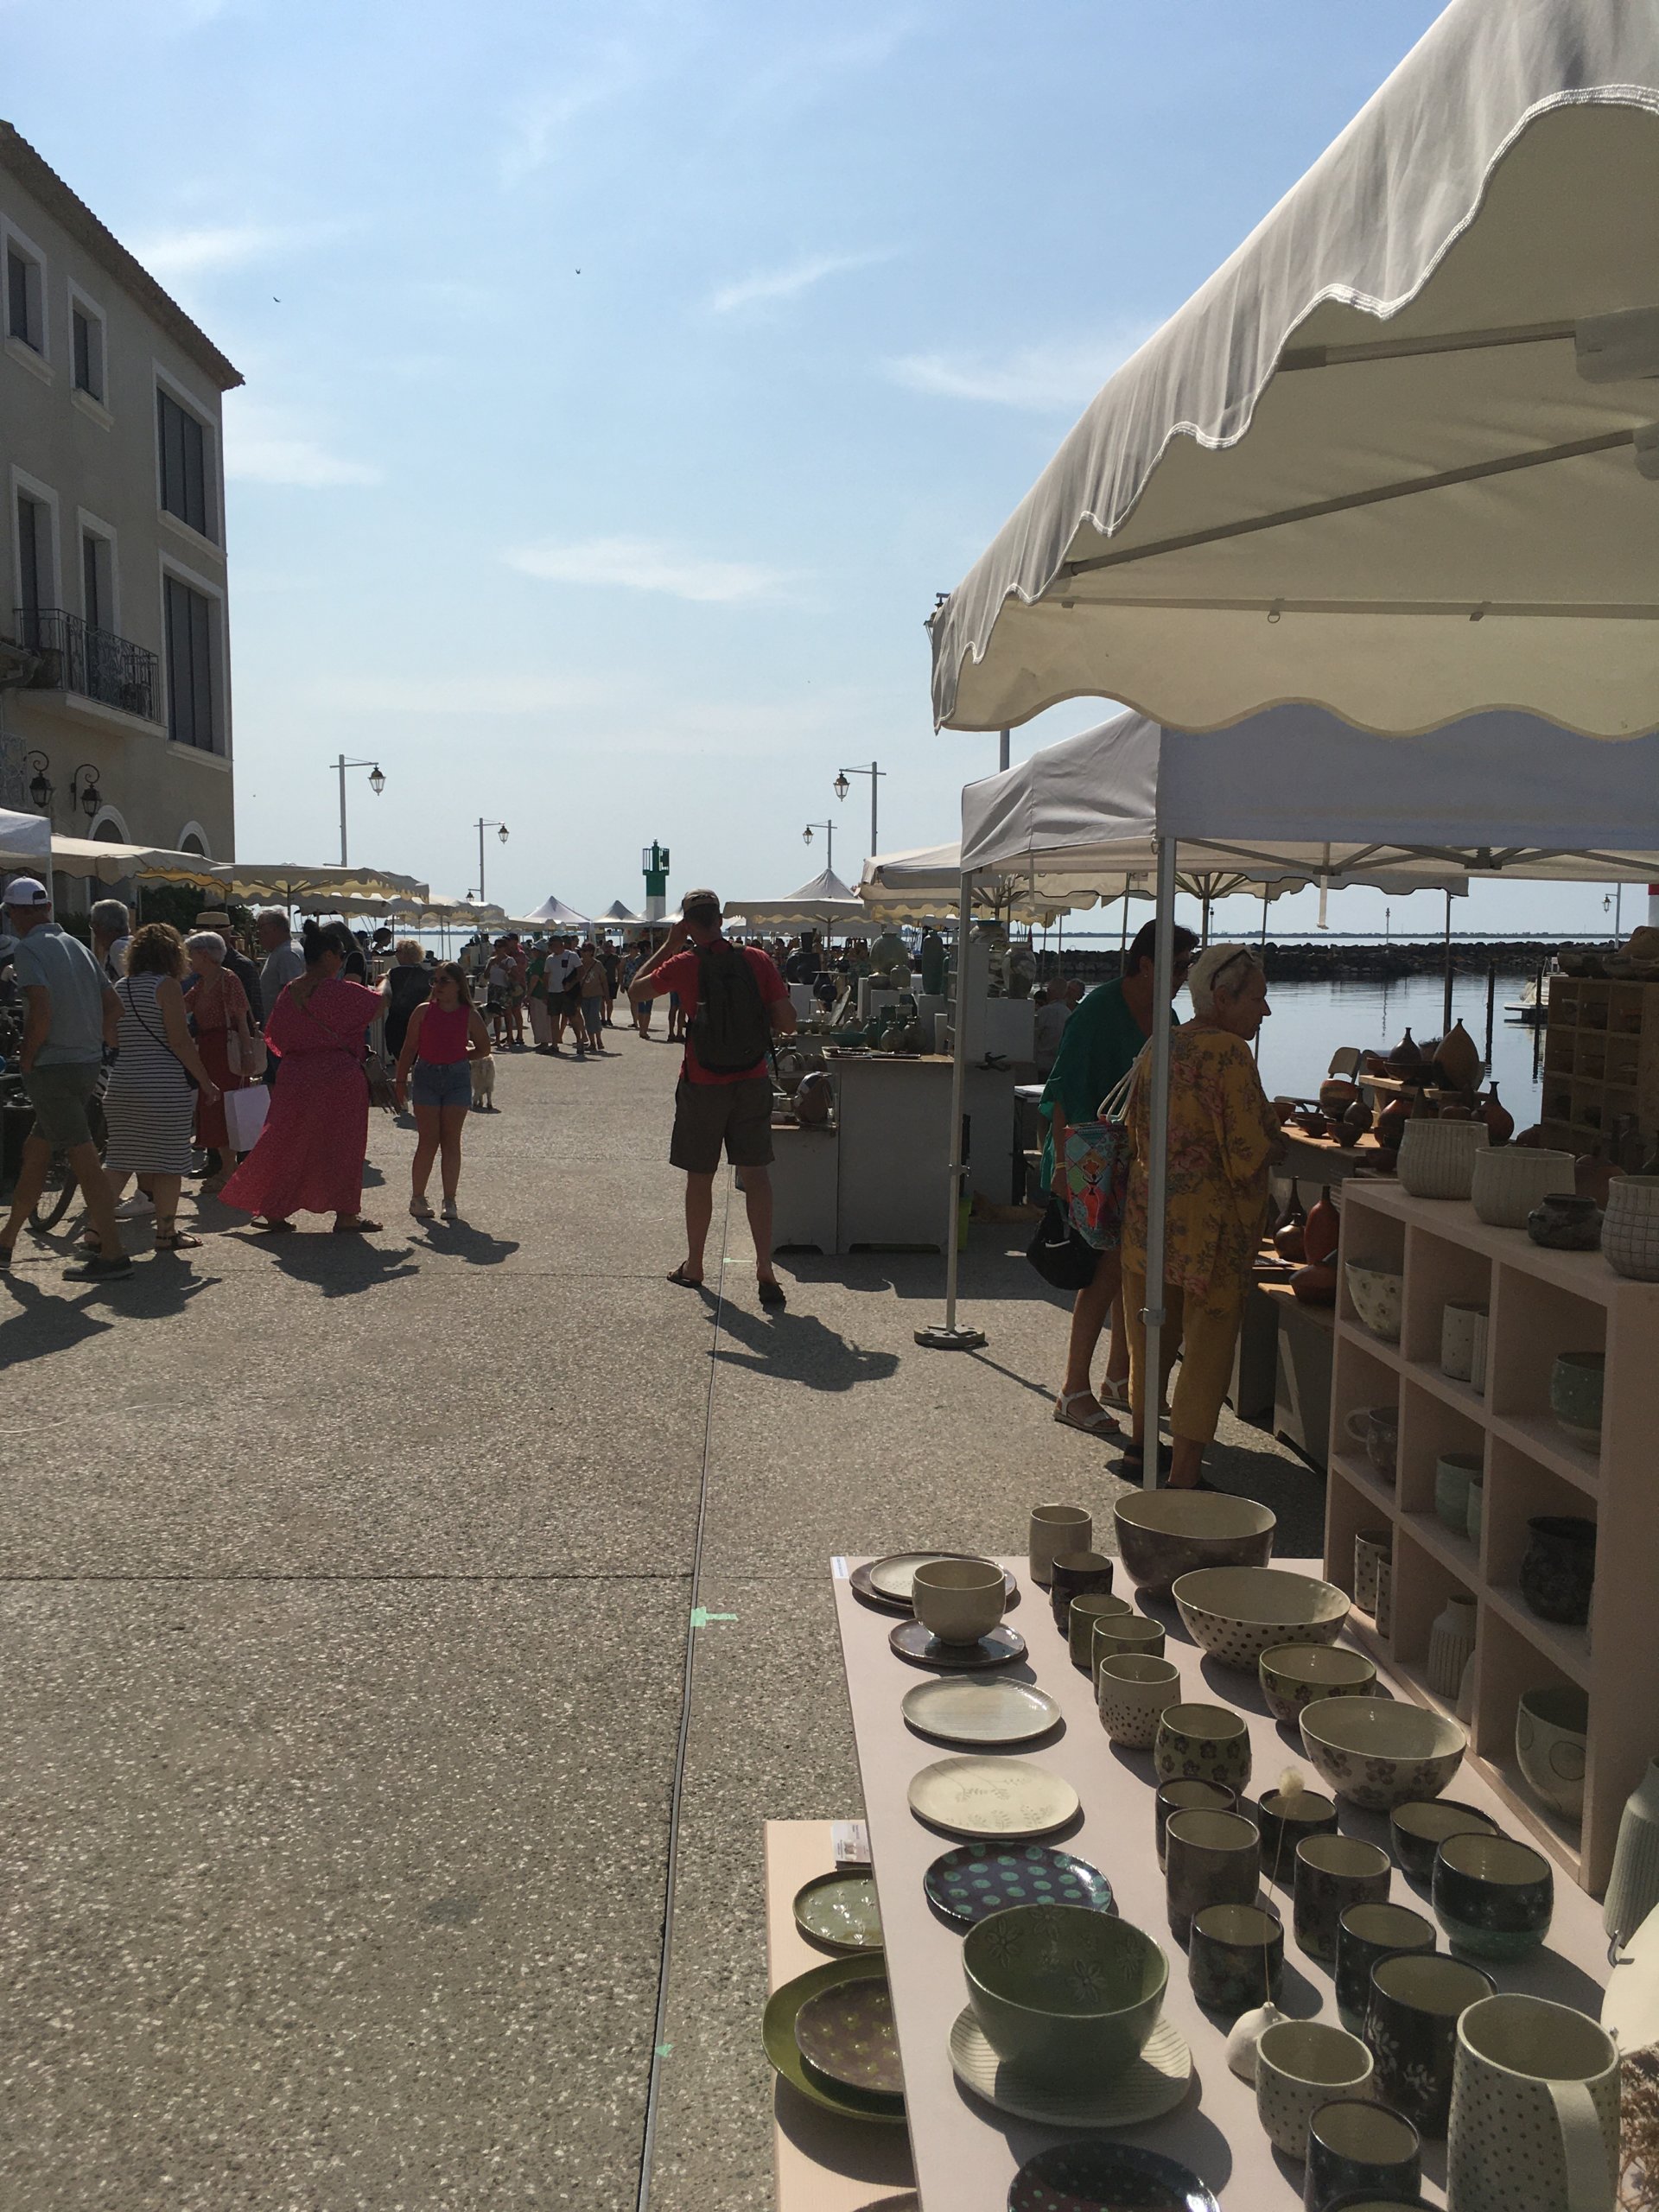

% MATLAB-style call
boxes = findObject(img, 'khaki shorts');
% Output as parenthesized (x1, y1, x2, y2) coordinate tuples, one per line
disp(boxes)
(24, 1061, 102, 1148)
(670, 1076, 774, 1174)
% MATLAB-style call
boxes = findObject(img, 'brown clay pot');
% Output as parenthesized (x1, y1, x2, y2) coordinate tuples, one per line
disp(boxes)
(1437, 1019, 1482, 1092)
(1376, 1097, 1412, 1149)
(1389, 1028, 1423, 1074)
(1274, 1189, 1307, 1263)
(1303, 1187, 1340, 1267)
(1343, 1100, 1374, 1137)
(1319, 1078, 1360, 1116)
(1483, 1085, 1515, 1146)
(1439, 1104, 1474, 1122)
(1291, 1262, 1338, 1306)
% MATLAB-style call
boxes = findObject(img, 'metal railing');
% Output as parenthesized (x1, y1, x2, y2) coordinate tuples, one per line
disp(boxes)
(10, 606, 158, 723)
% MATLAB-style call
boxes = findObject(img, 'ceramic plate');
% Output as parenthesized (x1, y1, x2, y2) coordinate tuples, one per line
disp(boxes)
(1007, 2139, 1220, 2212)
(853, 1552, 1020, 1614)
(925, 1842, 1115, 1929)
(762, 1955, 906, 2125)
(794, 1975, 904, 2097)
(792, 1870, 884, 1955)
(907, 1756, 1080, 1840)
(888, 1620, 1027, 1671)
(902, 1676, 1061, 1747)
(952, 2009, 1192, 2131)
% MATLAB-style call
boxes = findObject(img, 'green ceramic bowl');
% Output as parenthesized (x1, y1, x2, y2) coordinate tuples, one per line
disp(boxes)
(1259, 1641, 1376, 1725)
(962, 1902, 1168, 2088)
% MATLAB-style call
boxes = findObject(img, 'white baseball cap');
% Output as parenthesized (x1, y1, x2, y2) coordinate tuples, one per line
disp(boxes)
(3, 875, 49, 908)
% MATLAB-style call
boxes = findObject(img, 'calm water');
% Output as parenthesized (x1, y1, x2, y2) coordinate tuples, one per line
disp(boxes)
(1246, 973, 1545, 1114)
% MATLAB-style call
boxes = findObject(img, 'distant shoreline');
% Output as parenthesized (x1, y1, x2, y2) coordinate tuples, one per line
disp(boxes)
(1048, 938, 1562, 984)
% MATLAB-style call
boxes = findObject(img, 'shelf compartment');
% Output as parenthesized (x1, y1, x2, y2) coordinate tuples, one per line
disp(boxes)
(1488, 1267, 1606, 1459)
(1396, 1374, 1485, 1529)
(1389, 1515, 1478, 1675)
(1474, 1605, 1590, 1868)
(1402, 1224, 1491, 1379)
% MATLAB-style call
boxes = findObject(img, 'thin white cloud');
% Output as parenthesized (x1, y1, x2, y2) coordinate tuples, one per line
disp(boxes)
(500, 41, 643, 183)
(316, 673, 615, 716)
(223, 400, 378, 490)
(709, 248, 896, 317)
(129, 221, 323, 283)
(507, 537, 789, 606)
(887, 329, 1156, 412)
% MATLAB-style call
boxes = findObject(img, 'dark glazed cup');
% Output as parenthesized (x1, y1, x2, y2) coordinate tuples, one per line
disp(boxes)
(1189, 1901, 1284, 2018)
(1069, 1588, 1131, 1669)
(1165, 1807, 1261, 1946)
(1365, 1949, 1494, 2134)
(1294, 1834, 1391, 1963)
(1333, 1900, 1434, 2032)
(1049, 1549, 1115, 1630)
(1154, 1777, 1236, 1871)
(1432, 1830, 1554, 1962)
(1304, 2100, 1421, 2212)
(1388, 1798, 1496, 1886)
(1255, 1785, 1340, 1885)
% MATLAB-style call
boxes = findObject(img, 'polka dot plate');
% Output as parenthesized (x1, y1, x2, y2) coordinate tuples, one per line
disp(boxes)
(951, 2008, 1192, 2130)
(1007, 2139, 1219, 2212)
(925, 1842, 1115, 1930)
(794, 1975, 904, 2097)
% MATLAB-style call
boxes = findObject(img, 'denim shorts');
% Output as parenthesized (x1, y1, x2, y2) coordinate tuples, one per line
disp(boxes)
(412, 1059, 472, 1110)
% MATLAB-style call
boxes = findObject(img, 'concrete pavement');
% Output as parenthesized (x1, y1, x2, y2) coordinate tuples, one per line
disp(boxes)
(0, 1025, 1325, 2208)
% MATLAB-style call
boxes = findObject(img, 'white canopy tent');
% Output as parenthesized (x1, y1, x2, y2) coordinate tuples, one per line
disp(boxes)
(929, 0, 1659, 741)
(599, 899, 645, 927)
(527, 894, 590, 928)
(725, 868, 863, 932)
(858, 843, 1102, 926)
(0, 807, 52, 871)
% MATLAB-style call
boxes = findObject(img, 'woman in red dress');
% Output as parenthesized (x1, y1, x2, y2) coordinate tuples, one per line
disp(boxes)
(220, 921, 388, 1234)
(186, 931, 255, 1193)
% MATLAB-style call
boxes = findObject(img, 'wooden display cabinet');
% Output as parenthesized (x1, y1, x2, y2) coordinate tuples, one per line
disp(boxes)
(1541, 975, 1659, 1160)
(1325, 1179, 1659, 1893)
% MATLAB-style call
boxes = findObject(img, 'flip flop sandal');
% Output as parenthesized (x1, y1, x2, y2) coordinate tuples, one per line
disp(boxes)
(334, 1217, 382, 1234)
(666, 1263, 705, 1287)
(252, 1217, 296, 1234)
(1054, 1389, 1121, 1438)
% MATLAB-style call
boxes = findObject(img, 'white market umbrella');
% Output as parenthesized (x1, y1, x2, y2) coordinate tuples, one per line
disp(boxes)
(211, 861, 429, 905)
(930, 0, 1659, 741)
(0, 806, 51, 872)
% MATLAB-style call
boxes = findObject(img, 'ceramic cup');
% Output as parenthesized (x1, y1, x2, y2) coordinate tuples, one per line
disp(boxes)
(910, 1557, 1006, 1646)
(1028, 1503, 1091, 1589)
(1366, 1949, 1495, 2136)
(1304, 2099, 1421, 2212)
(1389, 1798, 1497, 1887)
(1188, 1900, 1284, 2018)
(1255, 2018, 1376, 2159)
(1069, 1588, 1131, 1670)
(1433, 1453, 1484, 1538)
(1166, 1806, 1262, 1945)
(1096, 1652, 1182, 1750)
(1333, 1899, 1435, 2033)
(1353, 1530, 1391, 1615)
(1154, 1777, 1236, 1871)
(1470, 1310, 1491, 1395)
(1049, 1549, 1114, 1631)
(1446, 1993, 1620, 2212)
(1432, 1831, 1554, 1963)
(1344, 1412, 1398, 1488)
(1294, 1834, 1391, 1963)
(1093, 1613, 1167, 1667)
(1154, 1701, 1254, 1792)
(1516, 1682, 1590, 1823)
(1373, 1556, 1394, 1638)
(1440, 1302, 1488, 1383)
(1255, 1785, 1340, 1885)
(1465, 1474, 1484, 1548)
(1549, 1352, 1605, 1450)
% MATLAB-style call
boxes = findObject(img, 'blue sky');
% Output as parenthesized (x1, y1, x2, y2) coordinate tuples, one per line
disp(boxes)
(8, 0, 1640, 938)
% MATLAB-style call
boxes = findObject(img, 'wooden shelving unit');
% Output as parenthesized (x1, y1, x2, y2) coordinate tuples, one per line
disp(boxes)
(1324, 1181, 1659, 1894)
(1540, 975, 1659, 1158)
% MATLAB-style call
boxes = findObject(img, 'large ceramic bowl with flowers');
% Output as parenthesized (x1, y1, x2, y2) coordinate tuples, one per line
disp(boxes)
(962, 1902, 1167, 2088)
(1300, 1697, 1466, 1811)
(1172, 1567, 1350, 1670)
(1344, 1263, 1403, 1343)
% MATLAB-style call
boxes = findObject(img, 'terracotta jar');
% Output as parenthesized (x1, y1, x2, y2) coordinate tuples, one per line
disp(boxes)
(1482, 1085, 1515, 1146)
(1303, 1188, 1340, 1267)
(1437, 1019, 1482, 1092)
(1274, 1189, 1306, 1263)
(1389, 1027, 1423, 1074)
(1376, 1096, 1412, 1150)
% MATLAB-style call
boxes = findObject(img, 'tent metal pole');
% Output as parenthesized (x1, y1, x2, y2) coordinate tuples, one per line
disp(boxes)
(1141, 838, 1179, 1490)
(917, 869, 986, 1351)
(1442, 892, 1454, 1034)
(998, 729, 1010, 772)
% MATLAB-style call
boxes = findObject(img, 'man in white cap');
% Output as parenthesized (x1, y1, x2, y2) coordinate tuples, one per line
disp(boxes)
(0, 877, 128, 1279)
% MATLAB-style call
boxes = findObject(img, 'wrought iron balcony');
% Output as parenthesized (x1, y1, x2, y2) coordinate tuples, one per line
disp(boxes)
(10, 606, 159, 724)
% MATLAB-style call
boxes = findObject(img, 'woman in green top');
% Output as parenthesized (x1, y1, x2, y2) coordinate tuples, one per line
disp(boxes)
(1040, 920, 1196, 1439)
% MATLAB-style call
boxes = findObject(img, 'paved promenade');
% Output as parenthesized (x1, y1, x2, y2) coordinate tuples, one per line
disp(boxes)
(0, 1028, 1323, 2209)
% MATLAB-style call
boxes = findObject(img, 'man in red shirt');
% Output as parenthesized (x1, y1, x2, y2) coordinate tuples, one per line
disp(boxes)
(628, 888, 797, 1307)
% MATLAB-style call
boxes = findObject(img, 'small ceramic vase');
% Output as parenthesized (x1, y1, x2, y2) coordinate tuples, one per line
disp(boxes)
(1515, 1683, 1589, 1823)
(1603, 1175, 1659, 1281)
(1397, 1118, 1488, 1200)
(1436, 1020, 1481, 1092)
(1519, 1515, 1596, 1628)
(1304, 1188, 1340, 1267)
(1426, 1597, 1477, 1700)
(1481, 1084, 1515, 1147)
(1526, 1192, 1603, 1250)
(1453, 1649, 1478, 1725)
(1604, 1758, 1659, 1949)
(1389, 1028, 1423, 1075)
(1548, 1351, 1605, 1451)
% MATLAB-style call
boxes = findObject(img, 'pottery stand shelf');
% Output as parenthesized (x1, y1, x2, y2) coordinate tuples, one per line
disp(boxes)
(1324, 1180, 1659, 1893)
(1539, 975, 1659, 1161)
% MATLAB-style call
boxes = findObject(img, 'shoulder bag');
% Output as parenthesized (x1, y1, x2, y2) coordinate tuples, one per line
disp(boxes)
(1058, 1054, 1144, 1252)
(124, 978, 198, 1091)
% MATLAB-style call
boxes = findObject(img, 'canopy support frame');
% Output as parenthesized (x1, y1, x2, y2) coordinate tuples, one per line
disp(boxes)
(1139, 837, 1179, 1490)
(917, 870, 987, 1352)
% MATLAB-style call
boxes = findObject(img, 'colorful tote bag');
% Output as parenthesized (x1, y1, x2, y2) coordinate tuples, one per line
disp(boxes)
(1060, 1058, 1142, 1251)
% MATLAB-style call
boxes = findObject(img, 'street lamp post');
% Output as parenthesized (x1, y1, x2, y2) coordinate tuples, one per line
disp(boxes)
(334, 755, 386, 864)
(474, 819, 508, 903)
(833, 760, 886, 866)
(803, 819, 834, 876)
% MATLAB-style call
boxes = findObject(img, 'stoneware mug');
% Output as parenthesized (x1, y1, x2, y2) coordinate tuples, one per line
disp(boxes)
(1294, 1834, 1391, 1963)
(1154, 1700, 1254, 1792)
(1332, 1899, 1435, 2034)
(1255, 2018, 1375, 2160)
(910, 1557, 1006, 1646)
(1096, 1651, 1182, 1750)
(1165, 1806, 1261, 1946)
(1446, 1993, 1620, 2212)
(1303, 2097, 1421, 2212)
(1093, 1613, 1167, 1667)
(1028, 1503, 1090, 1589)
(1188, 1900, 1283, 2018)
(1048, 1548, 1115, 1631)
(1068, 1588, 1130, 1670)
(1366, 1949, 1495, 2137)
(1255, 1785, 1339, 1887)
(1154, 1777, 1236, 1871)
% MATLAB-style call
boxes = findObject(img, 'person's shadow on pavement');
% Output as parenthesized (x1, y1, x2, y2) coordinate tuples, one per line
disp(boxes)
(712, 1300, 899, 1392)
(241, 1232, 421, 1298)
(419, 1221, 519, 1267)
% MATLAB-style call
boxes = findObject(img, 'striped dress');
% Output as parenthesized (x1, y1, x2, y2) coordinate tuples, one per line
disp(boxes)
(105, 973, 196, 1176)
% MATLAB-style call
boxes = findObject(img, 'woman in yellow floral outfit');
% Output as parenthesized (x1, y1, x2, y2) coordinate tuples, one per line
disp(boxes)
(1120, 944, 1285, 1489)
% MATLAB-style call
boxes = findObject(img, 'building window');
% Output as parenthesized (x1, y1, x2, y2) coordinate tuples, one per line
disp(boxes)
(163, 573, 217, 749)
(72, 306, 105, 401)
(16, 491, 52, 630)
(157, 388, 213, 539)
(5, 240, 42, 352)
(82, 530, 113, 632)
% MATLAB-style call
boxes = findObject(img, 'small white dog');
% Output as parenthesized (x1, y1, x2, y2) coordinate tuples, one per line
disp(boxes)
(470, 1055, 497, 1112)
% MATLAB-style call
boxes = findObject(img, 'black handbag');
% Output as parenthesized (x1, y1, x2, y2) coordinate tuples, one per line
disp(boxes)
(1027, 1196, 1099, 1291)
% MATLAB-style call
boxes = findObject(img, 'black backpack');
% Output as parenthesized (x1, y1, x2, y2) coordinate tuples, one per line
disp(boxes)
(690, 943, 772, 1074)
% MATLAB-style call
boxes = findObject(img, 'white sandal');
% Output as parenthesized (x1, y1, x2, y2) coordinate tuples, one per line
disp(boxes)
(1054, 1389, 1121, 1438)
(1098, 1376, 1132, 1410)
(409, 1194, 435, 1221)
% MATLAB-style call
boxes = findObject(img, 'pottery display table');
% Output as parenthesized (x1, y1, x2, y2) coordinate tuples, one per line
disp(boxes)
(832, 1554, 1610, 2212)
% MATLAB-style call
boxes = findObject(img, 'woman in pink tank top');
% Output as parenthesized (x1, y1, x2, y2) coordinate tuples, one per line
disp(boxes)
(391, 963, 492, 1221)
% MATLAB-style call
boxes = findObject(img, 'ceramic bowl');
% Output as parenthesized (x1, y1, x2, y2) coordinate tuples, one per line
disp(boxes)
(1431, 1832, 1554, 1962)
(1300, 1700, 1466, 1812)
(961, 1902, 1168, 2088)
(1388, 1799, 1497, 1885)
(1259, 1643, 1376, 1726)
(1471, 1146, 1575, 1229)
(1344, 1263, 1403, 1343)
(1153, 1701, 1254, 1791)
(1096, 1652, 1184, 1750)
(1113, 1490, 1276, 1600)
(1173, 1567, 1350, 1671)
(1515, 1682, 1589, 1822)
(911, 1557, 1006, 1645)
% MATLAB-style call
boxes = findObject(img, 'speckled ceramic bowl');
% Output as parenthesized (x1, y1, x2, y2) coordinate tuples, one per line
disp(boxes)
(1113, 1490, 1276, 1600)
(962, 1902, 1168, 2088)
(1345, 1263, 1403, 1343)
(1259, 1642, 1377, 1725)
(1173, 1567, 1350, 1671)
(1300, 1699, 1465, 1812)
